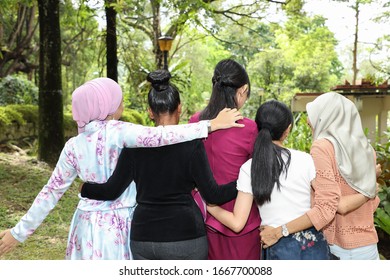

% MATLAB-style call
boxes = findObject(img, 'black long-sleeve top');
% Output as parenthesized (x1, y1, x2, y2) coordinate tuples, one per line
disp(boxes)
(81, 139, 237, 242)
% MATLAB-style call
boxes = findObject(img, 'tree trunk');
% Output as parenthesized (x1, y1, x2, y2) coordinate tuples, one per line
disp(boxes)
(37, 0, 64, 166)
(352, 1, 360, 85)
(0, 3, 38, 78)
(105, 0, 118, 81)
(150, 0, 163, 69)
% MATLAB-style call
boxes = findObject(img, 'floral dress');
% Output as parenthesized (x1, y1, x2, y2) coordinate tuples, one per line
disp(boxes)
(10, 120, 208, 260)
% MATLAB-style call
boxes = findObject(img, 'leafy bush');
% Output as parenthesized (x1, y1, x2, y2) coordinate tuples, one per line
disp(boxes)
(120, 109, 146, 125)
(374, 131, 390, 236)
(0, 76, 38, 106)
(63, 112, 77, 134)
(0, 106, 26, 129)
(6, 104, 38, 124)
(285, 112, 312, 153)
(0, 104, 77, 140)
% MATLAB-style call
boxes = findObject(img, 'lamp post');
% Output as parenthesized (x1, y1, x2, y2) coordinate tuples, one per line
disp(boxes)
(158, 35, 173, 70)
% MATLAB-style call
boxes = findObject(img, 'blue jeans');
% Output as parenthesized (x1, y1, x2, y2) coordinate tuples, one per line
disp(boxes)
(263, 227, 332, 260)
(131, 236, 208, 260)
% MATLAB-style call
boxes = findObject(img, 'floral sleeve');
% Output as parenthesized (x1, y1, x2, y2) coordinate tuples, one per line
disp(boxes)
(11, 140, 78, 242)
(109, 121, 209, 148)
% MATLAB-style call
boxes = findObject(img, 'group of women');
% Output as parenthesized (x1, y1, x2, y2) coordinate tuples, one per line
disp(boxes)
(0, 58, 381, 260)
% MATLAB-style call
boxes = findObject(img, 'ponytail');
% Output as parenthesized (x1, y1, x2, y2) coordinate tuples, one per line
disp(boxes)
(250, 100, 292, 206)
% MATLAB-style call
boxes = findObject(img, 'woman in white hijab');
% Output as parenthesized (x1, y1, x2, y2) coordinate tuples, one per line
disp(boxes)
(260, 92, 380, 260)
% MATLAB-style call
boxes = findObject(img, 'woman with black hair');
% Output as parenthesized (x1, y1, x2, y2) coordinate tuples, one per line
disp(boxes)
(260, 92, 380, 260)
(189, 59, 261, 260)
(207, 100, 332, 260)
(79, 70, 238, 260)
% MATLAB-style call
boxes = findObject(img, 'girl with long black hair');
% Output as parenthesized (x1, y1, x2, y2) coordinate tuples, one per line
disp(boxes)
(207, 100, 332, 260)
(189, 58, 261, 260)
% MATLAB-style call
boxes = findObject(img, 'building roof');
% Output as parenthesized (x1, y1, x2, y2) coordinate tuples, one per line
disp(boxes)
(331, 79, 390, 95)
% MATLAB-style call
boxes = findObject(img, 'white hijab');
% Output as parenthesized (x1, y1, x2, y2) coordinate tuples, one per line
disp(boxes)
(306, 91, 376, 198)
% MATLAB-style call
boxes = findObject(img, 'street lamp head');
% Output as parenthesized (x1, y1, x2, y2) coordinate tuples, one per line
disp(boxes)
(158, 35, 174, 52)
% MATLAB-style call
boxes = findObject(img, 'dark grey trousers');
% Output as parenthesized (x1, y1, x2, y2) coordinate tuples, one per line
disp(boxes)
(130, 236, 208, 260)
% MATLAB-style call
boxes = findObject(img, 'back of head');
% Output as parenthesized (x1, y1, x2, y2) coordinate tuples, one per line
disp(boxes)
(306, 91, 377, 198)
(255, 99, 293, 141)
(147, 70, 180, 116)
(200, 59, 250, 120)
(306, 91, 361, 140)
(251, 100, 293, 206)
(71, 77, 123, 134)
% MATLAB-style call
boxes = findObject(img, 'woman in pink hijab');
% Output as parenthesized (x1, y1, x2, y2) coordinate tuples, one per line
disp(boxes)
(0, 77, 244, 260)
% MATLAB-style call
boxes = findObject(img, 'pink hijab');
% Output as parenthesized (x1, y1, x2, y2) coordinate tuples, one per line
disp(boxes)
(72, 78, 123, 134)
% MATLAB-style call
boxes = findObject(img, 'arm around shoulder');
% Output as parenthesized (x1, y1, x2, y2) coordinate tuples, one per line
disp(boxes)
(306, 140, 340, 230)
(191, 141, 237, 204)
(207, 191, 253, 233)
(81, 149, 134, 200)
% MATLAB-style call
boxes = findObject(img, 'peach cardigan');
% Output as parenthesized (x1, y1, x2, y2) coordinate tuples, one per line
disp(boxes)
(307, 138, 379, 249)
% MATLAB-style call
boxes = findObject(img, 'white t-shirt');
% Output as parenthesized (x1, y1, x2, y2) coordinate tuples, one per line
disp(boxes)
(237, 148, 315, 227)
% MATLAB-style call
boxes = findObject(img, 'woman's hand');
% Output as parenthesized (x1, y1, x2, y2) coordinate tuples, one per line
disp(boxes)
(0, 229, 20, 257)
(260, 225, 281, 248)
(210, 108, 244, 132)
(376, 164, 382, 178)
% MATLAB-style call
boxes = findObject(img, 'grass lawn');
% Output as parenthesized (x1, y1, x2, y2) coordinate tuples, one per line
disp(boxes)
(0, 152, 79, 260)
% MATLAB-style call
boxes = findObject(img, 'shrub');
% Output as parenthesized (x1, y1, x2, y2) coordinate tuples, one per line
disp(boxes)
(6, 104, 38, 124)
(285, 112, 312, 153)
(0, 106, 26, 129)
(0, 76, 38, 106)
(374, 131, 390, 236)
(120, 109, 146, 125)
(0, 104, 77, 141)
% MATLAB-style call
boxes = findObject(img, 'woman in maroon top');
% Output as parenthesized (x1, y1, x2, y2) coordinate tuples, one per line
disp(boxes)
(189, 59, 261, 260)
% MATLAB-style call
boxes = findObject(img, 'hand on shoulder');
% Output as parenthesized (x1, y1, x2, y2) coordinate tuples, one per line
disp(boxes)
(210, 108, 245, 131)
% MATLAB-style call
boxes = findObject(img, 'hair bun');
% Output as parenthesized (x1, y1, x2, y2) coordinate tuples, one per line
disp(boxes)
(147, 69, 171, 91)
(212, 72, 233, 88)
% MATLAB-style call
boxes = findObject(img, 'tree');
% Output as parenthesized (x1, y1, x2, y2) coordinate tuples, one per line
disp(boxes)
(60, 1, 102, 103)
(114, 0, 286, 69)
(247, 13, 343, 104)
(109, 0, 289, 119)
(367, 0, 390, 79)
(331, 0, 373, 84)
(37, 0, 64, 166)
(369, 36, 390, 78)
(0, 1, 39, 78)
(105, 0, 118, 81)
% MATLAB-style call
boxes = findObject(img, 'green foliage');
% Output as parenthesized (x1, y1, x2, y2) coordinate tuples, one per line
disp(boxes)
(63, 112, 77, 135)
(175, 35, 222, 112)
(0, 104, 76, 139)
(120, 109, 146, 125)
(59, 0, 103, 105)
(6, 104, 38, 124)
(365, 35, 390, 79)
(247, 14, 343, 107)
(0, 106, 26, 129)
(0, 76, 38, 106)
(374, 131, 390, 235)
(376, 206, 390, 236)
(285, 112, 312, 153)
